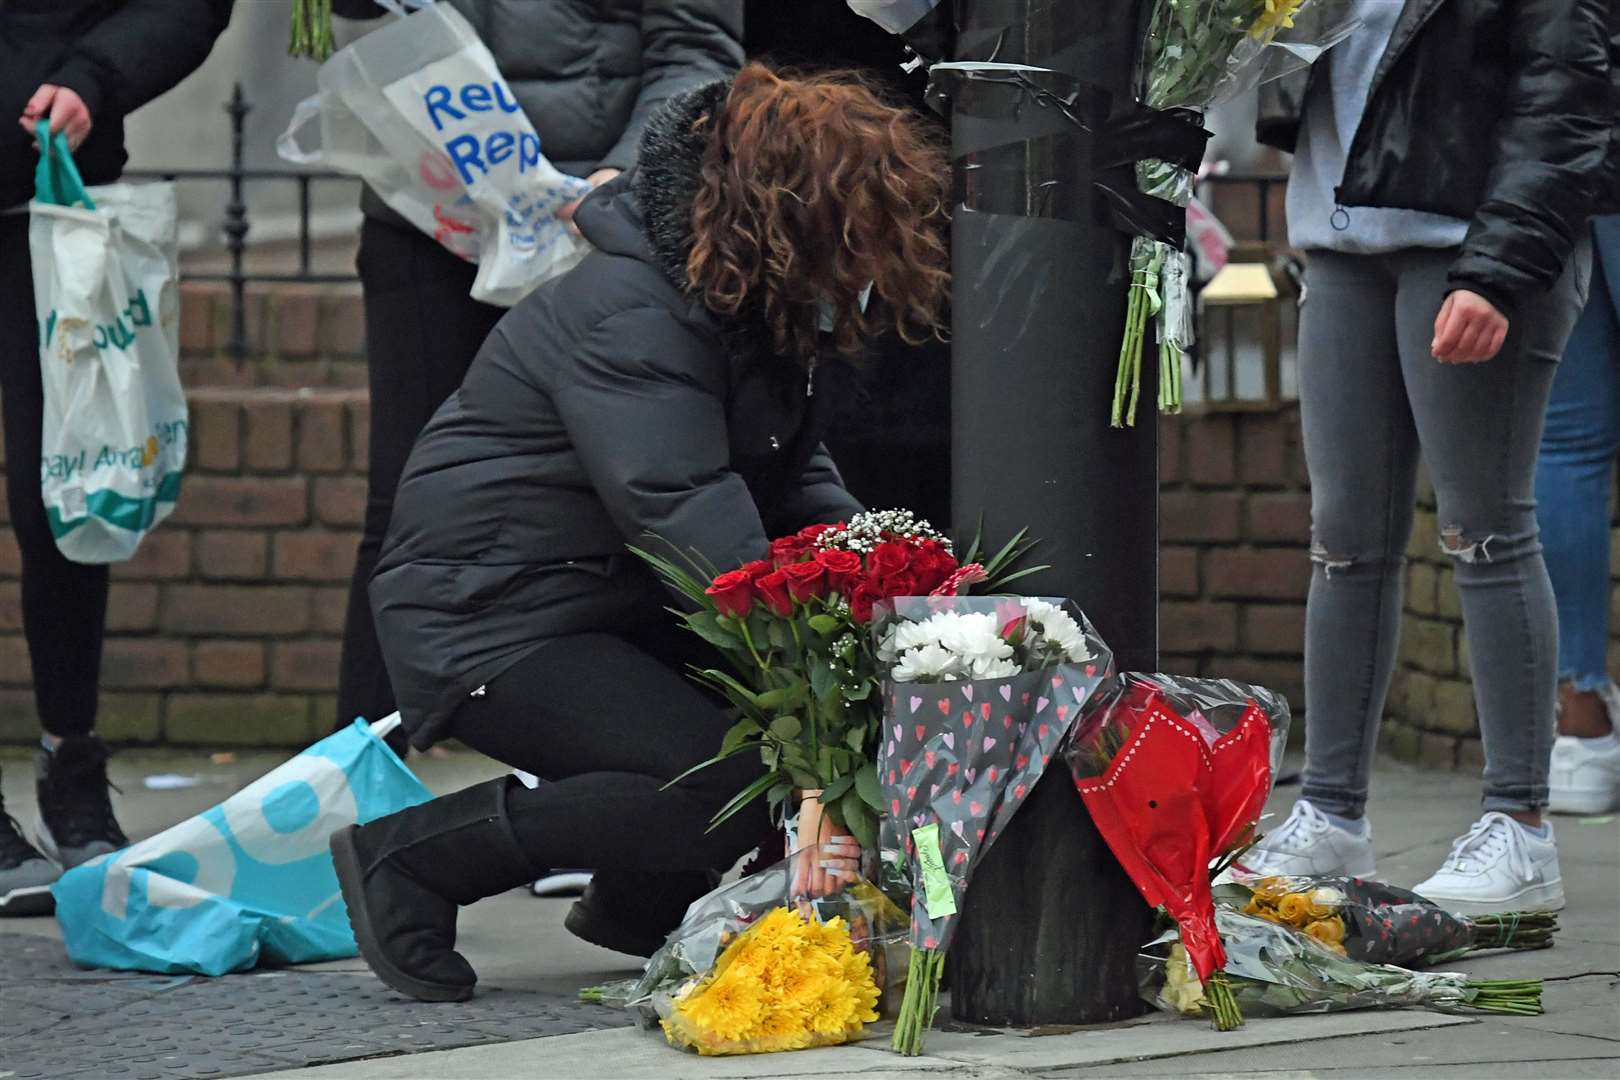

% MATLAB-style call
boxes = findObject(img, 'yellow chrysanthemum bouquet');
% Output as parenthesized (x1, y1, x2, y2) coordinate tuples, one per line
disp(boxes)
(585, 848, 908, 1057)
(662, 908, 881, 1055)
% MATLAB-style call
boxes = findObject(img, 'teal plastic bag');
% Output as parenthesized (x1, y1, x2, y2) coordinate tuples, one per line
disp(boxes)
(52, 717, 432, 975)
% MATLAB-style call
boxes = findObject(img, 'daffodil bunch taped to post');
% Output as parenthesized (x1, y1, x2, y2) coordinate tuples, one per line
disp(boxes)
(1112, 0, 1357, 426)
(1141, 908, 1546, 1019)
(1221, 876, 1558, 966)
(589, 848, 908, 1057)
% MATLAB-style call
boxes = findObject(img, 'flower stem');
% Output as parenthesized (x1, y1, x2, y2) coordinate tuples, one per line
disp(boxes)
(892, 948, 945, 1056)
(1203, 971, 1244, 1031)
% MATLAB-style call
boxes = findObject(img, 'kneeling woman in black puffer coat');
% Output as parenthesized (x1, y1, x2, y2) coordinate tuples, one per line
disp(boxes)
(330, 64, 949, 1002)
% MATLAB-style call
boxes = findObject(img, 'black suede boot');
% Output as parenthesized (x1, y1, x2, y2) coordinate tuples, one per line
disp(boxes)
(564, 869, 716, 958)
(330, 777, 538, 1002)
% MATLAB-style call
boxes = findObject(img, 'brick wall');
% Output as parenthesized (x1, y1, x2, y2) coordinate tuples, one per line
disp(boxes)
(1157, 409, 1312, 712)
(4, 283, 1598, 755)
(0, 284, 370, 747)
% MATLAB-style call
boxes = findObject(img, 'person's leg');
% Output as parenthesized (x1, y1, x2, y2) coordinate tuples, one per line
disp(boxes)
(1399, 248, 1584, 824)
(0, 217, 65, 914)
(1397, 244, 1587, 912)
(454, 633, 770, 872)
(0, 215, 123, 881)
(1535, 256, 1620, 735)
(1241, 251, 1413, 880)
(335, 219, 504, 738)
(330, 629, 767, 998)
(1297, 253, 1420, 818)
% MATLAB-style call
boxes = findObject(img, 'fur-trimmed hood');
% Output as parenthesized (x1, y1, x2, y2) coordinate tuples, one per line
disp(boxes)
(631, 79, 730, 291)
(569, 79, 728, 296)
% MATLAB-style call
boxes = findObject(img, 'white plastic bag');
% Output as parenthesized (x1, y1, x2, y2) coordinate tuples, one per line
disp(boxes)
(279, 1, 591, 306)
(847, 0, 941, 34)
(30, 127, 186, 565)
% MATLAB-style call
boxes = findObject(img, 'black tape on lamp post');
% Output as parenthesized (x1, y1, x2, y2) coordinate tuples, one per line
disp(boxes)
(877, 0, 1171, 1027)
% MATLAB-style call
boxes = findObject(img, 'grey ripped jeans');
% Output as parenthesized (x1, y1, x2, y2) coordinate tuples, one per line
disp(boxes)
(1298, 241, 1591, 817)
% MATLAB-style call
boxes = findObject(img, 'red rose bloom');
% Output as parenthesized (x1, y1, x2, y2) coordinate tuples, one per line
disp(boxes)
(755, 569, 794, 616)
(769, 536, 809, 567)
(739, 559, 775, 581)
(797, 523, 839, 544)
(814, 548, 863, 594)
(782, 559, 828, 602)
(866, 540, 914, 580)
(876, 571, 920, 600)
(912, 540, 959, 593)
(849, 582, 882, 624)
(705, 569, 755, 618)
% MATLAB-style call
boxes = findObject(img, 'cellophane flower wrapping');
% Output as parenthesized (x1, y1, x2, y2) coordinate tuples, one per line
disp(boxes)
(1221, 877, 1558, 966)
(1140, 909, 1536, 1018)
(1115, 0, 1358, 424)
(1070, 672, 1292, 783)
(605, 848, 909, 1055)
(873, 595, 1114, 1053)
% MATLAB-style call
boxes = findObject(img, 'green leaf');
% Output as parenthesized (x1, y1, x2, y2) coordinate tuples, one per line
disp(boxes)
(684, 610, 741, 650)
(807, 614, 840, 637)
(769, 714, 803, 741)
(707, 771, 780, 830)
(844, 679, 874, 702)
(661, 742, 759, 791)
(985, 564, 1053, 591)
(788, 767, 820, 790)
(809, 656, 838, 702)
(822, 774, 856, 803)
(817, 746, 834, 780)
(767, 619, 793, 652)
(720, 717, 763, 756)
(845, 726, 866, 752)
(855, 761, 882, 810)
(836, 788, 878, 849)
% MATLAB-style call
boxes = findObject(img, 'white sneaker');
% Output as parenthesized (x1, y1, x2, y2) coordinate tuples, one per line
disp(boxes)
(1413, 812, 1565, 915)
(1229, 799, 1377, 880)
(1548, 731, 1620, 815)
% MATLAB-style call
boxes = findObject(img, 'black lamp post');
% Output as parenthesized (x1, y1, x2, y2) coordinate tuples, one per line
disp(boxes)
(939, 0, 1161, 1026)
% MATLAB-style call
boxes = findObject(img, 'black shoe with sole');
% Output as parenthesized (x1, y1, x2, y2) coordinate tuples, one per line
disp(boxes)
(36, 736, 128, 870)
(0, 768, 59, 917)
(564, 869, 717, 958)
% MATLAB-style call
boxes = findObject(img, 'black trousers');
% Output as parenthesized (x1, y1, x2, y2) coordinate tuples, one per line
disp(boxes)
(451, 615, 773, 878)
(0, 213, 107, 738)
(336, 219, 504, 733)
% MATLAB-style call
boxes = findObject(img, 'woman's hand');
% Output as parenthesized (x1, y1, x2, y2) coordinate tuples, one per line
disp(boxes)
(1432, 289, 1509, 364)
(789, 807, 862, 899)
(19, 85, 93, 151)
(557, 167, 622, 223)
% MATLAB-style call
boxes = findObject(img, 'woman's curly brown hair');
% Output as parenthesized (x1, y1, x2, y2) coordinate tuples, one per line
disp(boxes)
(687, 63, 950, 367)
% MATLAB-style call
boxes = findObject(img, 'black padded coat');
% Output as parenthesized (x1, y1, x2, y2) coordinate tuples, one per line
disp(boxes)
(369, 82, 863, 747)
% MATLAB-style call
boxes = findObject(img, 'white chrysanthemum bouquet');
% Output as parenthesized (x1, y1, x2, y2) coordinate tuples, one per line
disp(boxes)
(878, 597, 1093, 684)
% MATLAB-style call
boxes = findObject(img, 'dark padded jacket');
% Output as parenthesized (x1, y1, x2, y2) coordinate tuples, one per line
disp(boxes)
(1257, 0, 1619, 313)
(0, 0, 234, 210)
(334, 0, 742, 226)
(369, 81, 863, 747)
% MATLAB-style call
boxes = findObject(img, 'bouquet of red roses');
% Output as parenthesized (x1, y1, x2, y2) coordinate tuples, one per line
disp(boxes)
(635, 511, 1034, 887)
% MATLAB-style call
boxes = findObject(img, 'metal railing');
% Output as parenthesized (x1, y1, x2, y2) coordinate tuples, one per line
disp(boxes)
(125, 84, 358, 364)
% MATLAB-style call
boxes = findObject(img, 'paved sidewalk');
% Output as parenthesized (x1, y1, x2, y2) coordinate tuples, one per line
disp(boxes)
(1, 745, 1615, 1079)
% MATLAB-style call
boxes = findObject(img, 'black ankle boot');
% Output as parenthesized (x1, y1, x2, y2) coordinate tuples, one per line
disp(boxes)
(330, 777, 538, 1002)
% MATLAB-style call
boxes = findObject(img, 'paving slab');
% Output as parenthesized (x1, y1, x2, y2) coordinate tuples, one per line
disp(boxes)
(906, 1010, 1473, 1071)
(231, 1026, 974, 1080)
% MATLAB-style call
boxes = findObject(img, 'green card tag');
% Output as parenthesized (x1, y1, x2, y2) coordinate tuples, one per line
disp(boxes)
(912, 823, 958, 919)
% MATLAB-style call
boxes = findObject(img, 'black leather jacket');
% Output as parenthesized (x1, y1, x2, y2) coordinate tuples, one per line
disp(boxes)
(1258, 0, 1619, 312)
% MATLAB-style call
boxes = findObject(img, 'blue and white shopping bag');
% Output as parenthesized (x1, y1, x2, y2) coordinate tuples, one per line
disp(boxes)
(52, 717, 431, 975)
